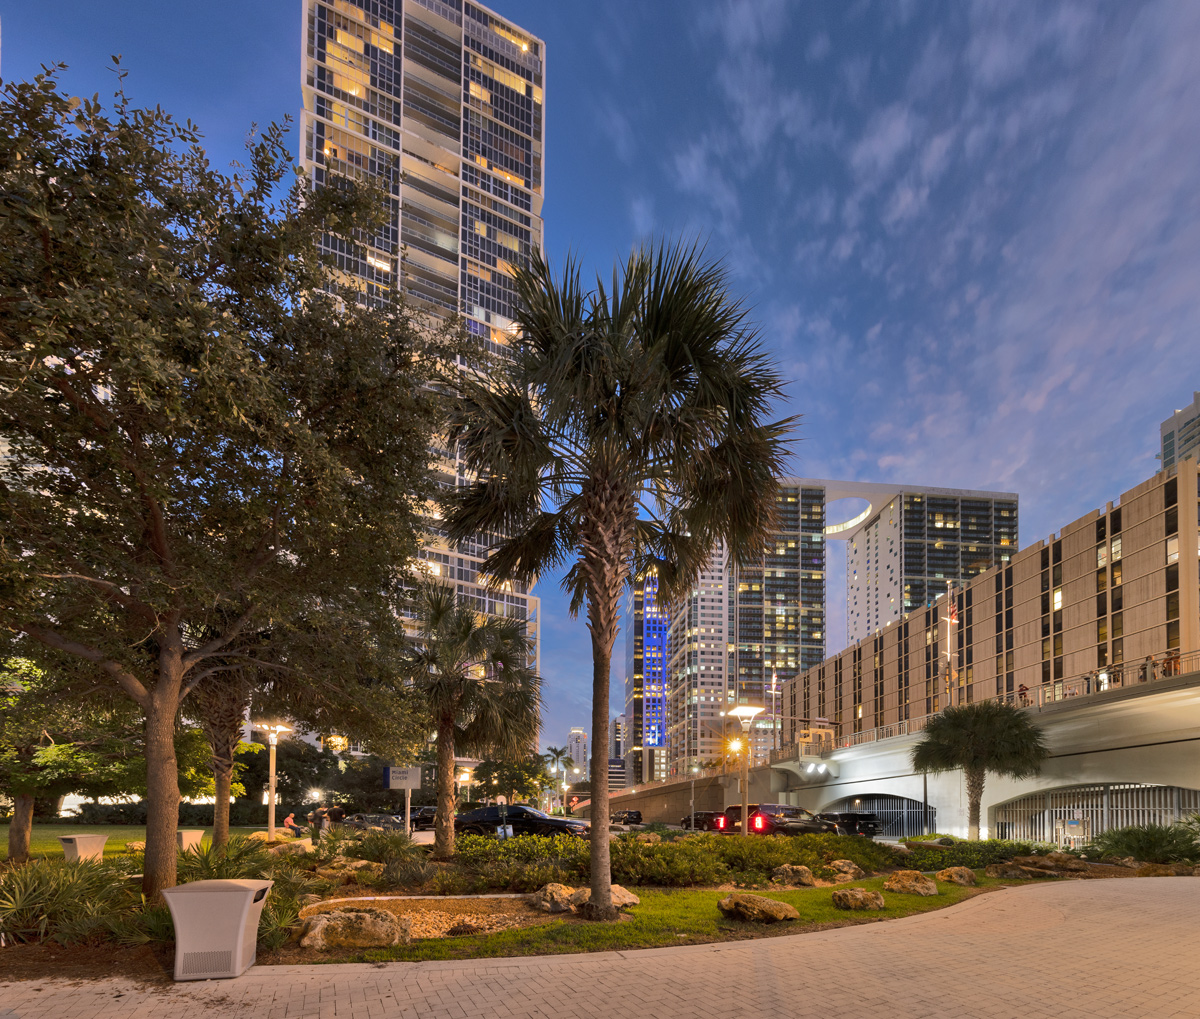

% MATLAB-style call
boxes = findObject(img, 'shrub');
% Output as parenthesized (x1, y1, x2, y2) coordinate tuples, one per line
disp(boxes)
(1084, 823, 1200, 864)
(0, 859, 134, 944)
(177, 835, 272, 882)
(350, 829, 420, 864)
(900, 839, 1037, 871)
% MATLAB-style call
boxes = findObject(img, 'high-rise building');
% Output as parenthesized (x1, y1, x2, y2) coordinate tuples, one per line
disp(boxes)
(609, 714, 626, 760)
(300, 0, 545, 663)
(623, 570, 668, 785)
(1161, 391, 1200, 471)
(655, 478, 1018, 775)
(783, 462, 1199, 741)
(566, 727, 588, 771)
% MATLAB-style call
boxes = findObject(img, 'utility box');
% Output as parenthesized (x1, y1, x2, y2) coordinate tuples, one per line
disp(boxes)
(58, 833, 109, 861)
(177, 830, 205, 852)
(161, 879, 273, 981)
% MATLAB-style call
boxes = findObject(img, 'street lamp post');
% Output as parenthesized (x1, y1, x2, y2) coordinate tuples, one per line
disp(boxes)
(727, 705, 764, 833)
(689, 766, 699, 826)
(254, 723, 292, 842)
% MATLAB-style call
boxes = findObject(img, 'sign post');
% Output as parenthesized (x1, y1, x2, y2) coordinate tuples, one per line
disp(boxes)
(384, 766, 423, 836)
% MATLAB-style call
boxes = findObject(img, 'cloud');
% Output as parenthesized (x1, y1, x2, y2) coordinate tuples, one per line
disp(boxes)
(806, 32, 831, 62)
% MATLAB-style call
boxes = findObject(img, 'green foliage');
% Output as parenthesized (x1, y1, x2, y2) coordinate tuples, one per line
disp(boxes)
(471, 757, 552, 805)
(901, 839, 1038, 871)
(349, 829, 421, 864)
(912, 702, 1049, 778)
(0, 858, 134, 943)
(177, 835, 273, 881)
(1084, 823, 1200, 864)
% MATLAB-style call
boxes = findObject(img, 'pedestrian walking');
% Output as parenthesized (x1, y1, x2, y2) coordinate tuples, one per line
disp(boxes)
(328, 803, 346, 827)
(313, 804, 329, 833)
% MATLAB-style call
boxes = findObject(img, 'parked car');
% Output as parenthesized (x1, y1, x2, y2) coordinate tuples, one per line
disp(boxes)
(679, 810, 723, 831)
(455, 804, 589, 838)
(409, 806, 437, 831)
(611, 809, 643, 825)
(817, 811, 883, 838)
(343, 812, 407, 832)
(716, 804, 837, 836)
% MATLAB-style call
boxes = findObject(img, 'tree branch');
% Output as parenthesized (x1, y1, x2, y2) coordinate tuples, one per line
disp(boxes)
(180, 604, 258, 670)
(20, 623, 150, 709)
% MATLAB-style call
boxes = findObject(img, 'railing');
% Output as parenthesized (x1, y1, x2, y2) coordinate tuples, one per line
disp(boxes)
(768, 740, 836, 765)
(996, 650, 1199, 710)
(812, 649, 1199, 755)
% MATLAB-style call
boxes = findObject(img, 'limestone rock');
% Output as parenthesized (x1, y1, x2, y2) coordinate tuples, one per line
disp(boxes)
(532, 882, 577, 913)
(1136, 863, 1194, 877)
(568, 884, 640, 909)
(245, 830, 273, 842)
(832, 887, 885, 910)
(125, 840, 146, 853)
(935, 866, 976, 886)
(883, 870, 939, 896)
(890, 843, 914, 856)
(635, 832, 662, 844)
(985, 862, 1055, 880)
(717, 893, 800, 923)
(771, 864, 815, 886)
(829, 859, 866, 880)
(271, 838, 313, 855)
(1014, 853, 1086, 873)
(300, 907, 410, 950)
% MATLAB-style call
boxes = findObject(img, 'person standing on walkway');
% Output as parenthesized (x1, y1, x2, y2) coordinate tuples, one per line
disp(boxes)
(328, 803, 346, 827)
(313, 804, 329, 834)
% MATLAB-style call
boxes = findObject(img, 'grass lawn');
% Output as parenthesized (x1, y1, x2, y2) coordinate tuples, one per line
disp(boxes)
(346, 875, 1006, 964)
(2, 824, 264, 859)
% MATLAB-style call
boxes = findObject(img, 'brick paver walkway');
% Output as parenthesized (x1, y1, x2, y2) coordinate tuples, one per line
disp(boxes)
(4, 878, 1199, 1018)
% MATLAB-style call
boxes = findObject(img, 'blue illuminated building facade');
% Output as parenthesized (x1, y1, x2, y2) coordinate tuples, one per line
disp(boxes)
(623, 571, 668, 786)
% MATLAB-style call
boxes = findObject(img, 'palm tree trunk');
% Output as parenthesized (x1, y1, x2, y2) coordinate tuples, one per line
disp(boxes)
(7, 793, 34, 864)
(433, 718, 457, 858)
(965, 765, 985, 840)
(211, 757, 233, 848)
(584, 622, 616, 920)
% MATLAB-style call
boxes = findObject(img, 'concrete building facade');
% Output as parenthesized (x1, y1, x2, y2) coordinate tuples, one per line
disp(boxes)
(300, 0, 544, 664)
(566, 727, 587, 772)
(1161, 390, 1200, 471)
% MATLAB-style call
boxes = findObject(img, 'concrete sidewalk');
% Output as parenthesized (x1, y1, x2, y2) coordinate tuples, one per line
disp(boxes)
(3, 879, 1199, 1018)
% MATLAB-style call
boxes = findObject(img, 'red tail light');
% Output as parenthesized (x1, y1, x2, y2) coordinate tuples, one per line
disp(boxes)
(716, 816, 725, 829)
(753, 815, 764, 831)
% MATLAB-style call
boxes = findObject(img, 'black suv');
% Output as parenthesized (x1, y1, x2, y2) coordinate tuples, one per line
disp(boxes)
(818, 811, 883, 838)
(409, 806, 437, 831)
(717, 804, 837, 836)
(680, 810, 723, 831)
(611, 809, 643, 825)
(455, 804, 589, 838)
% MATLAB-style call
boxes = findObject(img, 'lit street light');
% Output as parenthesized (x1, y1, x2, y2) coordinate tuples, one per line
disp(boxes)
(254, 723, 292, 842)
(689, 765, 699, 826)
(727, 705, 764, 833)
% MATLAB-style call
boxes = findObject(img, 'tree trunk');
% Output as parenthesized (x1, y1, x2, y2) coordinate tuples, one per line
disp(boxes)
(583, 620, 616, 920)
(142, 678, 182, 900)
(433, 718, 457, 859)
(965, 765, 985, 840)
(7, 793, 35, 864)
(212, 757, 233, 849)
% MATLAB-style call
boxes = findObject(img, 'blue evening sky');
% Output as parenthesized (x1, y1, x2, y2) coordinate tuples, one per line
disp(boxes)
(6, 1, 1199, 753)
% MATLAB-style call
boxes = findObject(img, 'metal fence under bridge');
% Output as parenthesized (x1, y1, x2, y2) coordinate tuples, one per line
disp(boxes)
(821, 794, 935, 839)
(993, 784, 1200, 842)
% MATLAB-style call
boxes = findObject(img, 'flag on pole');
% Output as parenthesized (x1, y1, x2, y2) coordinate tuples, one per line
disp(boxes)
(949, 602, 958, 625)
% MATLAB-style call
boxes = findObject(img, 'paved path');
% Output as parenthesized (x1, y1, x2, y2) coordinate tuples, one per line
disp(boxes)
(4, 879, 1199, 1019)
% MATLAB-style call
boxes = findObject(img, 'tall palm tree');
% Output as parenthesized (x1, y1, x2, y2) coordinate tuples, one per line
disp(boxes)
(401, 583, 541, 858)
(444, 241, 795, 919)
(545, 745, 568, 812)
(911, 701, 1049, 839)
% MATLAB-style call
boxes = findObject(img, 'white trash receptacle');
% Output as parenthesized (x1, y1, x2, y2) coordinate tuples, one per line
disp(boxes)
(177, 829, 205, 851)
(58, 833, 109, 861)
(161, 878, 273, 981)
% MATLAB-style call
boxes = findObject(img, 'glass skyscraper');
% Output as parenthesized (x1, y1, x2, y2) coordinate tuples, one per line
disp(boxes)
(300, 0, 545, 664)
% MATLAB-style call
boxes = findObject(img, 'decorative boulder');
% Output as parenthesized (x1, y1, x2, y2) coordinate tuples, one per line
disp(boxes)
(125, 840, 146, 853)
(635, 832, 662, 844)
(935, 866, 976, 886)
(883, 870, 939, 896)
(984, 862, 1054, 880)
(771, 864, 815, 886)
(272, 838, 313, 855)
(569, 884, 640, 910)
(717, 893, 800, 923)
(1014, 853, 1086, 873)
(1136, 863, 1194, 877)
(890, 843, 914, 856)
(828, 859, 866, 880)
(832, 888, 885, 911)
(532, 882, 577, 913)
(300, 907, 410, 950)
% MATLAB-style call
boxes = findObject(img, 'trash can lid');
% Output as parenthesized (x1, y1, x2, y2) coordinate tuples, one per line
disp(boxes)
(162, 878, 273, 895)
